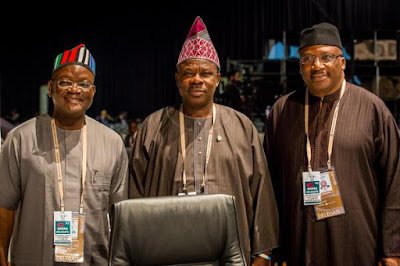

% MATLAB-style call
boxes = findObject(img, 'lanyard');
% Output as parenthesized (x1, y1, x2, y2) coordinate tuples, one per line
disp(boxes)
(179, 104, 216, 194)
(51, 118, 87, 214)
(305, 80, 346, 172)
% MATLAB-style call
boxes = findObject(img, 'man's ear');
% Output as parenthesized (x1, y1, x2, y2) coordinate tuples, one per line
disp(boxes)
(47, 80, 53, 97)
(299, 61, 303, 75)
(216, 72, 221, 87)
(341, 57, 346, 71)
(175, 72, 179, 87)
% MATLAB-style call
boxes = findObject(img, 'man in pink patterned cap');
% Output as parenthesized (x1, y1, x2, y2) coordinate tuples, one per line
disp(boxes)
(130, 16, 279, 265)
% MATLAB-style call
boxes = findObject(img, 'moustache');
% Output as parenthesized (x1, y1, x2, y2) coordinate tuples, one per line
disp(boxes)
(310, 70, 327, 76)
(189, 88, 206, 92)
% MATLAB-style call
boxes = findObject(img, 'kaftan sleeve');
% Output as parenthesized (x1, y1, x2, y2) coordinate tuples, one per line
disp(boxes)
(129, 113, 159, 199)
(0, 131, 22, 210)
(378, 114, 400, 257)
(250, 123, 280, 254)
(263, 97, 287, 214)
(109, 138, 129, 211)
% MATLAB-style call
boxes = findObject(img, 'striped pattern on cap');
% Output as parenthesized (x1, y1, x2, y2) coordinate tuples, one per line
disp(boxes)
(53, 44, 96, 76)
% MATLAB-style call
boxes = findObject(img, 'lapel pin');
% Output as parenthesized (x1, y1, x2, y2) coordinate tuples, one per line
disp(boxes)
(217, 135, 222, 142)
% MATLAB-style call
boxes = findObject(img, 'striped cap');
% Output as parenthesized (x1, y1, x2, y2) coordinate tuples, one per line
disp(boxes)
(53, 44, 96, 76)
(177, 16, 220, 69)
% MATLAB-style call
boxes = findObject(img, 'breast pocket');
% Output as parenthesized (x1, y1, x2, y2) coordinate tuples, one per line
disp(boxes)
(85, 169, 112, 212)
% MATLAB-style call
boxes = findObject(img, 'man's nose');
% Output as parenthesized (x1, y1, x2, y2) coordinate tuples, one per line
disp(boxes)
(311, 57, 324, 69)
(190, 73, 203, 84)
(68, 83, 81, 92)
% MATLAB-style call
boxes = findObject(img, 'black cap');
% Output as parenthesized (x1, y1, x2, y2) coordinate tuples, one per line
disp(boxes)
(299, 22, 342, 50)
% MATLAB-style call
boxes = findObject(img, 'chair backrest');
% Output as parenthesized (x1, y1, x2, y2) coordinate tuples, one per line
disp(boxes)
(109, 194, 246, 266)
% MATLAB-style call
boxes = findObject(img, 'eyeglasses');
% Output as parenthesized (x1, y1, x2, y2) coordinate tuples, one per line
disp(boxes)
(56, 79, 94, 91)
(300, 54, 343, 65)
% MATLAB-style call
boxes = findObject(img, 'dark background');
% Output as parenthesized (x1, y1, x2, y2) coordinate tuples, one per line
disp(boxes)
(1, 0, 400, 122)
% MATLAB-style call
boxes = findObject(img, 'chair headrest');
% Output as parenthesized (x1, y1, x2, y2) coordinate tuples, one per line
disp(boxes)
(109, 194, 246, 265)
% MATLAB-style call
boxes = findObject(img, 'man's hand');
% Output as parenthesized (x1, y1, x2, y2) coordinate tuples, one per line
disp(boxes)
(251, 255, 270, 266)
(251, 251, 276, 266)
(379, 257, 400, 266)
(0, 207, 14, 266)
(0, 248, 7, 266)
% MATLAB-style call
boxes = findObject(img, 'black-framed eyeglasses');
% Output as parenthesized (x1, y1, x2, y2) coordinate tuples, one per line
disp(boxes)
(56, 79, 94, 91)
(300, 54, 343, 65)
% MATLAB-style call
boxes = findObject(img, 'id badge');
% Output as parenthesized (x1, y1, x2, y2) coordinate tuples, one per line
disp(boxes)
(314, 168, 345, 220)
(54, 211, 72, 245)
(302, 171, 321, 205)
(55, 212, 85, 263)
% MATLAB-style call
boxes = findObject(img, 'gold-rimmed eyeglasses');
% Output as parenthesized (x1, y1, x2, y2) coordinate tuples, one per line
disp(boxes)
(300, 54, 343, 65)
(56, 79, 94, 91)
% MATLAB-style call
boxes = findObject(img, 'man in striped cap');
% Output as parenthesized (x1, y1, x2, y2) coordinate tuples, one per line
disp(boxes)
(0, 44, 128, 265)
(129, 16, 279, 266)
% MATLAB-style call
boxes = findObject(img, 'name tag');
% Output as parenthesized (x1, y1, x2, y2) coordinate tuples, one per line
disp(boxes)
(54, 211, 72, 246)
(314, 168, 345, 220)
(302, 171, 321, 205)
(55, 212, 85, 263)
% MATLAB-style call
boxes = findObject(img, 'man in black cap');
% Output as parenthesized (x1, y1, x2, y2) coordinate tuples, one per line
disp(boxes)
(264, 22, 400, 265)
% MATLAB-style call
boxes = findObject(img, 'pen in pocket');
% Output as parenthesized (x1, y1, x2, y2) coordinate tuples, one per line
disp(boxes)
(92, 170, 98, 184)
(107, 213, 111, 233)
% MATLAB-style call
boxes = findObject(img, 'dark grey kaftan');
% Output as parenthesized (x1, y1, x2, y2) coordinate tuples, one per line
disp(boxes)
(265, 82, 400, 266)
(130, 104, 279, 264)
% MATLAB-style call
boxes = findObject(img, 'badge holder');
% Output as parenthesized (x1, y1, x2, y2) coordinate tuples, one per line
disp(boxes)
(178, 104, 214, 197)
(303, 80, 347, 219)
(314, 167, 345, 220)
(55, 212, 85, 263)
(51, 118, 87, 263)
(54, 211, 73, 246)
(302, 171, 321, 205)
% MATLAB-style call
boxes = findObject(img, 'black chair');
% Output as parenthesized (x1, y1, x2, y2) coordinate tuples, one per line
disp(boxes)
(109, 194, 246, 266)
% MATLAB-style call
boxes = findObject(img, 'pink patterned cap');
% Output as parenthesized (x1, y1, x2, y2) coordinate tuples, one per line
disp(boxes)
(177, 16, 220, 69)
